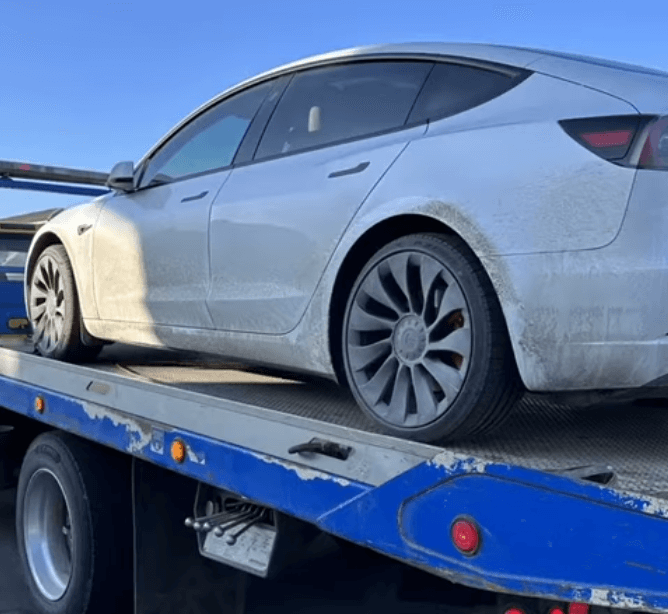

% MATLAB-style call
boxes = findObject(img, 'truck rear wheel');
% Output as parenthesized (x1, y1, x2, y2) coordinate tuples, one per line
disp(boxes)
(16, 432, 132, 614)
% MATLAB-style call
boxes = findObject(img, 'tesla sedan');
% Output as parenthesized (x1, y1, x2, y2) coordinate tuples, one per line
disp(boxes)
(24, 43, 668, 442)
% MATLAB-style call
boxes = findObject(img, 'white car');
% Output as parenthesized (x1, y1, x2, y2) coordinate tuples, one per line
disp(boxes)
(25, 43, 668, 442)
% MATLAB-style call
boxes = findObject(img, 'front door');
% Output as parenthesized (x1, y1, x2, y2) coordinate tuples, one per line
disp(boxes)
(92, 79, 275, 328)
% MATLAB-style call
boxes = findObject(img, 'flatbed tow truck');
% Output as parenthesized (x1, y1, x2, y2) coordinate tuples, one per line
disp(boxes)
(1, 160, 668, 614)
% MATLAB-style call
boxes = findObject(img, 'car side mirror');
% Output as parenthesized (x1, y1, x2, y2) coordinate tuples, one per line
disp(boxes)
(106, 161, 135, 192)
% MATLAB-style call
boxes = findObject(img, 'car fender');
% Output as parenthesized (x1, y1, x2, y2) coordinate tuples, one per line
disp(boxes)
(25, 199, 107, 322)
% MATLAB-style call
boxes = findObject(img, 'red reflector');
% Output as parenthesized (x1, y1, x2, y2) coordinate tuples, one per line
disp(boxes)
(569, 603, 589, 614)
(581, 130, 632, 147)
(452, 519, 480, 554)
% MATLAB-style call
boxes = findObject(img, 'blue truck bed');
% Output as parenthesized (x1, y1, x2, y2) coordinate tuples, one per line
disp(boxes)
(1, 340, 667, 612)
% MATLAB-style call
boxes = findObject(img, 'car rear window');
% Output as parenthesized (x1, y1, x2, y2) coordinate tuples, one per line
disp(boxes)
(255, 61, 433, 159)
(407, 62, 527, 124)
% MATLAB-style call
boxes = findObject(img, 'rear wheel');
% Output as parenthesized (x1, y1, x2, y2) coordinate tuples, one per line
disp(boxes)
(28, 245, 102, 361)
(16, 432, 132, 614)
(342, 233, 521, 442)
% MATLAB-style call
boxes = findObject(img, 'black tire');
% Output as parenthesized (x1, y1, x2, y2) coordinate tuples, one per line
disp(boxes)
(28, 245, 103, 362)
(16, 432, 132, 614)
(342, 233, 521, 443)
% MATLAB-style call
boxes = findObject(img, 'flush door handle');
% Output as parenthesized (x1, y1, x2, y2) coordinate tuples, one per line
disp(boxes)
(328, 162, 370, 178)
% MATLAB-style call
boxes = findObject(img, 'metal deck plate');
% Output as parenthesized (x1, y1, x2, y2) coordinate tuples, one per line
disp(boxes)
(3, 341, 667, 498)
(93, 344, 668, 499)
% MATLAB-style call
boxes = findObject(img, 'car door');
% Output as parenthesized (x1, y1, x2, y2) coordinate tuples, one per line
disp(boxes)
(92, 80, 274, 328)
(206, 60, 432, 334)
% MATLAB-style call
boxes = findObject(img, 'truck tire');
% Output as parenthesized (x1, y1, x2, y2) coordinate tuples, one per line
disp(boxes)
(342, 233, 521, 442)
(16, 432, 132, 614)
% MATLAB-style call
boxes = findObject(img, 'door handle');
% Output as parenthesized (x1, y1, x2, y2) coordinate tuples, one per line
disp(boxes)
(181, 190, 209, 203)
(328, 161, 370, 179)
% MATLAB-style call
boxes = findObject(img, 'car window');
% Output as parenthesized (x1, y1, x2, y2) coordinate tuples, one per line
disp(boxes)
(0, 235, 31, 268)
(141, 80, 274, 187)
(255, 61, 433, 159)
(407, 62, 524, 124)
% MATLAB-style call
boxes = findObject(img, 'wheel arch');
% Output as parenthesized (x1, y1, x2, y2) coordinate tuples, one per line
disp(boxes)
(327, 214, 519, 387)
(24, 231, 99, 344)
(25, 231, 64, 293)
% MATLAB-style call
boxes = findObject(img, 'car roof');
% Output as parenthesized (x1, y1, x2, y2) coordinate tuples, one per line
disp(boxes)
(236, 42, 668, 111)
(141, 42, 668, 165)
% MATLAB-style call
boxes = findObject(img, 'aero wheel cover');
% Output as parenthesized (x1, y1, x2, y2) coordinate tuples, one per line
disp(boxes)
(346, 251, 472, 428)
(30, 254, 67, 354)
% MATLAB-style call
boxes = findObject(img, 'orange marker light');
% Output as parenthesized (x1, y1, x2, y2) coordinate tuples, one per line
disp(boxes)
(171, 439, 187, 464)
(34, 396, 45, 413)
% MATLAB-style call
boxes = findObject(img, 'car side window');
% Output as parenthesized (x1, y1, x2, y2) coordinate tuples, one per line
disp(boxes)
(140, 80, 274, 188)
(407, 62, 525, 124)
(254, 61, 433, 160)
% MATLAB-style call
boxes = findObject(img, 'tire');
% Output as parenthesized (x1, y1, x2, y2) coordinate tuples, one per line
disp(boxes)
(28, 245, 103, 362)
(342, 233, 521, 443)
(16, 432, 132, 614)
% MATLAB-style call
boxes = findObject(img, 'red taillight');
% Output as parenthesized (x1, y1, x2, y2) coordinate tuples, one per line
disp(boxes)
(560, 115, 644, 161)
(561, 114, 668, 170)
(568, 604, 589, 614)
(581, 129, 633, 148)
(505, 609, 525, 614)
(451, 518, 480, 554)
(549, 608, 566, 614)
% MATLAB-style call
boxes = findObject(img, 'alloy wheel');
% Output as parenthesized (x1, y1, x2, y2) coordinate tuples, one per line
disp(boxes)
(346, 251, 472, 428)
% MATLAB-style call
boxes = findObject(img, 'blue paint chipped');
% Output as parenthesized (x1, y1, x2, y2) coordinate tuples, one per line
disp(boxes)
(5, 372, 668, 611)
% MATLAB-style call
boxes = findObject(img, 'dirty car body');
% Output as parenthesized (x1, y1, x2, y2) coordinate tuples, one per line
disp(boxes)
(24, 42, 668, 442)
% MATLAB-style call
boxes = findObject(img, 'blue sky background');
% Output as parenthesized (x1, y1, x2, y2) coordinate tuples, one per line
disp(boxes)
(1, 1, 667, 217)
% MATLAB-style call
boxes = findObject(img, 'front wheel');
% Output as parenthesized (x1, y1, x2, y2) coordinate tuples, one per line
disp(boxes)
(28, 244, 102, 361)
(342, 233, 521, 443)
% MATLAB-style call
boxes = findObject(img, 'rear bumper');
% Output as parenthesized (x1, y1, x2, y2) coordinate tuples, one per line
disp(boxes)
(498, 169, 668, 391)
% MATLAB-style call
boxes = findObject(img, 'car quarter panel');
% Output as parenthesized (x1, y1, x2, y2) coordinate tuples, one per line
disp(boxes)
(354, 73, 638, 256)
(495, 168, 668, 391)
(527, 55, 668, 114)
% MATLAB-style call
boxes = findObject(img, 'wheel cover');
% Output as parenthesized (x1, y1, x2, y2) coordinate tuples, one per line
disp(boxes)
(346, 251, 472, 428)
(23, 468, 74, 601)
(30, 255, 66, 353)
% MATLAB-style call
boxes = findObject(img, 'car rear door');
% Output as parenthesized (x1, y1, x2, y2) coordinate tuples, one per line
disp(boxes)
(206, 60, 432, 334)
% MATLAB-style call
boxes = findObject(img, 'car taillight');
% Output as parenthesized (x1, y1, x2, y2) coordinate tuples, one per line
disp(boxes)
(638, 116, 668, 169)
(560, 114, 668, 170)
(559, 115, 647, 162)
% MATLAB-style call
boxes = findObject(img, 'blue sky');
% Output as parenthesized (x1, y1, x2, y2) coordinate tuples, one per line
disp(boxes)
(2, 1, 667, 217)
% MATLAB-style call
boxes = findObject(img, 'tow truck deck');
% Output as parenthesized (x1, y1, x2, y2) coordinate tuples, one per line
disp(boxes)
(3, 338, 668, 611)
(2, 159, 668, 614)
